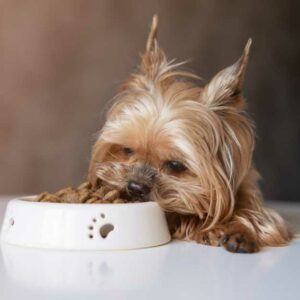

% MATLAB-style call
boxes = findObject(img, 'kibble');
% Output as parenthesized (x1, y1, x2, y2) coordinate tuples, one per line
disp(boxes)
(34, 181, 127, 204)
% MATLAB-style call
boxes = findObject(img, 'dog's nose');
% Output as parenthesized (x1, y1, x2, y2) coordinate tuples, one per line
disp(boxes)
(127, 181, 150, 197)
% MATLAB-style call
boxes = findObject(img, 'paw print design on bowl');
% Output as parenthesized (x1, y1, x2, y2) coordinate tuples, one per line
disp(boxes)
(88, 213, 115, 240)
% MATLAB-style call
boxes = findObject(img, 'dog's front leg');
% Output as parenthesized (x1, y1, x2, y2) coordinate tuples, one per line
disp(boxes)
(167, 213, 259, 253)
(167, 213, 227, 247)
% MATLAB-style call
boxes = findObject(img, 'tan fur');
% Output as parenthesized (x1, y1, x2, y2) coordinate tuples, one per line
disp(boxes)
(88, 15, 293, 253)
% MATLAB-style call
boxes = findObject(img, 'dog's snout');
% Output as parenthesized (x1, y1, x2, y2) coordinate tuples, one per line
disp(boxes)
(127, 181, 150, 197)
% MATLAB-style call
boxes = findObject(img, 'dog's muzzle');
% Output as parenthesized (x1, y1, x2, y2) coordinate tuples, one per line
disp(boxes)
(125, 164, 157, 201)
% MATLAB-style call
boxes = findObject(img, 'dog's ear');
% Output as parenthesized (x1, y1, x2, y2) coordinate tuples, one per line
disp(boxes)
(120, 14, 168, 90)
(145, 14, 158, 53)
(140, 14, 166, 78)
(202, 39, 252, 109)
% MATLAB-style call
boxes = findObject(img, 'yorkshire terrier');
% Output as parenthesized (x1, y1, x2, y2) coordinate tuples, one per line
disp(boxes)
(88, 15, 292, 253)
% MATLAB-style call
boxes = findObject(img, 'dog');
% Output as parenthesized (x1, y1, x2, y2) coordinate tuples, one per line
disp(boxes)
(87, 15, 292, 253)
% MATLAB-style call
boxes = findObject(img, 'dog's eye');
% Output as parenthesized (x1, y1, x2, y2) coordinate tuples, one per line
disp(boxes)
(122, 147, 134, 156)
(164, 160, 187, 173)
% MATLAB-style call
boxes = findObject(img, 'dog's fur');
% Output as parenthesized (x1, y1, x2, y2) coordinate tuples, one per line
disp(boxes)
(88, 16, 292, 253)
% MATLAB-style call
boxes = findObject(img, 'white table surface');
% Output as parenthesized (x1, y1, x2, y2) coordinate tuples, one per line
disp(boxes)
(0, 196, 299, 300)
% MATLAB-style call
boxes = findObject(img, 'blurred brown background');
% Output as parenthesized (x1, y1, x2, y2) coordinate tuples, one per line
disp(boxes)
(0, 0, 299, 201)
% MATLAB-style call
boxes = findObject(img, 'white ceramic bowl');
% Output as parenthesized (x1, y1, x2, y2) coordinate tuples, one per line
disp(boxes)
(1, 196, 171, 250)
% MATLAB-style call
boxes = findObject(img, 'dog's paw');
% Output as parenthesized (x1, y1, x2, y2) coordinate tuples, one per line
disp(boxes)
(222, 227, 259, 253)
(196, 227, 226, 247)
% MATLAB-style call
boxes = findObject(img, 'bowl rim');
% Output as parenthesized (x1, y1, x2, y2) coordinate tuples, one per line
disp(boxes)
(11, 196, 158, 208)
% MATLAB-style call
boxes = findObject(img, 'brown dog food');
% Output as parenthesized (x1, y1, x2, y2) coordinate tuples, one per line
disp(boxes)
(34, 182, 127, 204)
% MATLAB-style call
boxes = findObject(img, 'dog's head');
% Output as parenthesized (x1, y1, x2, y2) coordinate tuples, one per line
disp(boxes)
(88, 16, 254, 229)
